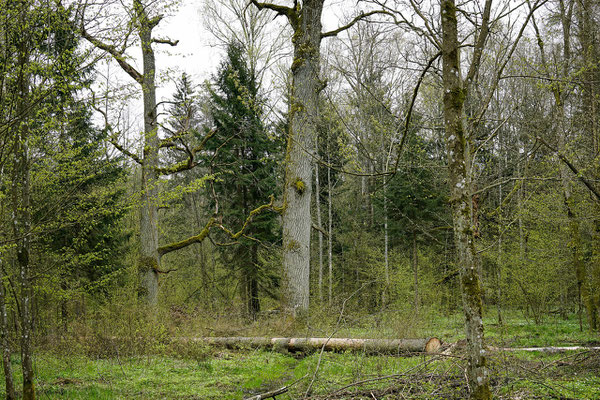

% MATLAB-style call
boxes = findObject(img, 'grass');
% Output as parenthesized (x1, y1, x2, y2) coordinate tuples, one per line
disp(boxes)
(7, 348, 599, 399)
(1, 312, 598, 399)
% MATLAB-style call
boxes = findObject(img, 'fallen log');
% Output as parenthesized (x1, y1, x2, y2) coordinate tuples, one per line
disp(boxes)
(492, 346, 600, 353)
(189, 336, 442, 355)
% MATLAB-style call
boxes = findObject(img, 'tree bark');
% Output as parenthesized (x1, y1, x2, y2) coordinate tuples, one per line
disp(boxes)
(279, 0, 324, 314)
(413, 231, 419, 315)
(0, 257, 16, 400)
(327, 144, 334, 306)
(315, 158, 324, 303)
(135, 0, 160, 306)
(441, 0, 491, 398)
(577, 0, 599, 331)
(11, 8, 35, 395)
(194, 336, 442, 354)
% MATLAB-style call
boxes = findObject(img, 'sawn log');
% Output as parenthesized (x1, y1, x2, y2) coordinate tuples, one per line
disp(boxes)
(189, 336, 442, 354)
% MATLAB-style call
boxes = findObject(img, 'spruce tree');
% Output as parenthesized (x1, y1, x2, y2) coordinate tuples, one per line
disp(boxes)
(205, 42, 280, 318)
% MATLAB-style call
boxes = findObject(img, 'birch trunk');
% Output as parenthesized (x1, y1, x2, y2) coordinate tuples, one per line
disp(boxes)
(441, 0, 491, 397)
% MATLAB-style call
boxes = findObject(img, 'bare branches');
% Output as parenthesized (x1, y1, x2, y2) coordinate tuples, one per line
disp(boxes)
(91, 99, 143, 165)
(321, 10, 392, 38)
(536, 136, 600, 202)
(464, 0, 492, 87)
(248, 0, 298, 27)
(152, 37, 179, 46)
(80, 26, 143, 85)
(155, 128, 216, 176)
(217, 195, 278, 240)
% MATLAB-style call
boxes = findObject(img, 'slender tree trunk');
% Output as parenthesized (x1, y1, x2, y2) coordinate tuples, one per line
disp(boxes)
(497, 179, 503, 325)
(136, 0, 160, 306)
(281, 0, 324, 314)
(441, 1, 491, 398)
(0, 257, 16, 400)
(577, 0, 599, 331)
(497, 134, 504, 325)
(12, 14, 35, 397)
(383, 175, 389, 306)
(249, 245, 260, 319)
(315, 161, 324, 303)
(327, 147, 333, 306)
(413, 231, 419, 315)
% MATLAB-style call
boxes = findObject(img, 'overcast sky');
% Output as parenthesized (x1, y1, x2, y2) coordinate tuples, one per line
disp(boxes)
(96, 0, 359, 136)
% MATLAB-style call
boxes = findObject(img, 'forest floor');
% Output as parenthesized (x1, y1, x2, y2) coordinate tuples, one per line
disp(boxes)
(4, 314, 600, 399)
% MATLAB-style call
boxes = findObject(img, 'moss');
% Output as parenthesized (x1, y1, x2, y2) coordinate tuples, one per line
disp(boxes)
(287, 239, 300, 251)
(291, 57, 305, 72)
(441, 0, 458, 24)
(293, 178, 305, 195)
(138, 255, 158, 273)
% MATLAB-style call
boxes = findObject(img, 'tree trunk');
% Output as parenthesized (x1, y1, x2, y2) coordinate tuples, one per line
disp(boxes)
(413, 231, 419, 315)
(281, 0, 324, 314)
(12, 13, 35, 397)
(383, 175, 389, 306)
(249, 245, 260, 319)
(195, 336, 442, 354)
(327, 146, 334, 306)
(136, 0, 160, 306)
(315, 160, 324, 303)
(577, 0, 600, 331)
(0, 257, 16, 400)
(441, 0, 491, 398)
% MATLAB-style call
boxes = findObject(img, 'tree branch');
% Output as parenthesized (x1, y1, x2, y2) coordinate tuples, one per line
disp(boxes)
(217, 195, 277, 240)
(80, 26, 143, 84)
(155, 128, 216, 176)
(321, 10, 392, 38)
(248, 0, 298, 27)
(158, 218, 216, 256)
(152, 37, 179, 46)
(91, 100, 143, 165)
(536, 136, 600, 202)
(465, 0, 492, 86)
(312, 223, 329, 237)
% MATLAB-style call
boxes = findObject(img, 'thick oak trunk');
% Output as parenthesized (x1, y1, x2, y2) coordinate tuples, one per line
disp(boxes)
(281, 0, 324, 314)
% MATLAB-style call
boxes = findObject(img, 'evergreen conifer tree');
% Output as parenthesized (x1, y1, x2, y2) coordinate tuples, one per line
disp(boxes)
(205, 42, 280, 318)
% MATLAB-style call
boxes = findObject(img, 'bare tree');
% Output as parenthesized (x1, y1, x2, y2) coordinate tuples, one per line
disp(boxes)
(80, 0, 232, 306)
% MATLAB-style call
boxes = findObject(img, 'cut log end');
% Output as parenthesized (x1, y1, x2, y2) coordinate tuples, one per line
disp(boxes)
(425, 337, 442, 353)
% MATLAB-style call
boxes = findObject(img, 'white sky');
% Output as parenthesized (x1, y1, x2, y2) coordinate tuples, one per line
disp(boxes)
(100, 0, 350, 135)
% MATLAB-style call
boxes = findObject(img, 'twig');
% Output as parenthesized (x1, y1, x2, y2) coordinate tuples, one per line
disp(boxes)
(244, 373, 308, 400)
(305, 282, 375, 397)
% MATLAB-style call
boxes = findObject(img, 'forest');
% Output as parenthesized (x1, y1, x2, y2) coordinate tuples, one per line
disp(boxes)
(1, 0, 600, 398)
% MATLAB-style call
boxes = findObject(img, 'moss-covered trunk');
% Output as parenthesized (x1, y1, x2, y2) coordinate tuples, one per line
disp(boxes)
(441, 0, 491, 398)
(11, 6, 35, 395)
(135, 0, 160, 306)
(0, 258, 16, 399)
(281, 0, 324, 314)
